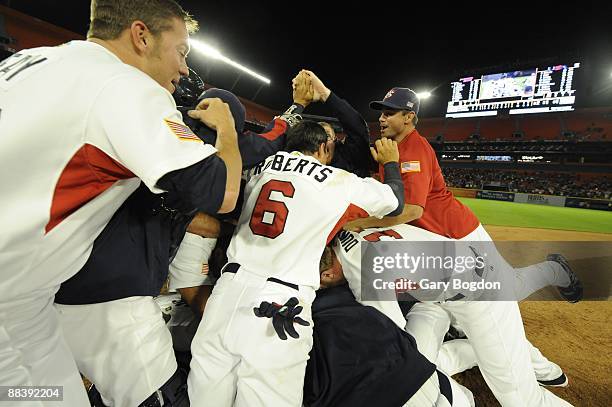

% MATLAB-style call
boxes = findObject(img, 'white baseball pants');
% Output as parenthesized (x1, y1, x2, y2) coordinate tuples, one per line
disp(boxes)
(0, 292, 89, 406)
(55, 296, 176, 407)
(188, 269, 315, 407)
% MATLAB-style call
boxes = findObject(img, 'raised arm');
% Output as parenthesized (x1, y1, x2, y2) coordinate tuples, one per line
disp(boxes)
(302, 69, 371, 176)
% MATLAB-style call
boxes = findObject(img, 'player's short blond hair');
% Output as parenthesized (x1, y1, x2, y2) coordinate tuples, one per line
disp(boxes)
(318, 121, 333, 131)
(88, 0, 198, 40)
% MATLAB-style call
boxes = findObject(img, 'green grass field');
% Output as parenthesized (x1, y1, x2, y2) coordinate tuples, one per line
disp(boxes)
(457, 197, 612, 234)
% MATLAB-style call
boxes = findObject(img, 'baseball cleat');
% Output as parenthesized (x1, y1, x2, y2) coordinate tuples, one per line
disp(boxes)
(538, 372, 569, 388)
(547, 254, 583, 303)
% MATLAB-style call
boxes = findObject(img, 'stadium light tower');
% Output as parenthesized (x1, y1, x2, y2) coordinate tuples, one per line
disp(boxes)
(417, 91, 432, 99)
(189, 39, 271, 85)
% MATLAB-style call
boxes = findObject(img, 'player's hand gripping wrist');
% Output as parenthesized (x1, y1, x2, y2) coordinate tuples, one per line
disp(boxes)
(301, 70, 330, 102)
(292, 71, 314, 107)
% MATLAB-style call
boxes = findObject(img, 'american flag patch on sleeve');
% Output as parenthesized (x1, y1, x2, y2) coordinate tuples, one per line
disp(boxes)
(164, 118, 201, 142)
(401, 161, 421, 173)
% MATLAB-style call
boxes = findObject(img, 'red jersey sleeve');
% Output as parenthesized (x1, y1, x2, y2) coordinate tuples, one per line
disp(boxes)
(400, 139, 432, 208)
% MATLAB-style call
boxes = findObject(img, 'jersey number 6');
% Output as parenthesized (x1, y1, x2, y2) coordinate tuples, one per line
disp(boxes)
(249, 180, 295, 239)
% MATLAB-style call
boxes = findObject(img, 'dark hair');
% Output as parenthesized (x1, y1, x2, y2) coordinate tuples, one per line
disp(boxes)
(285, 121, 328, 154)
(88, 0, 198, 40)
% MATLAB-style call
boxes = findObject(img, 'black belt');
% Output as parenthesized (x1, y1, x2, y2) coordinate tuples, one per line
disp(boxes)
(223, 263, 299, 291)
(138, 367, 189, 407)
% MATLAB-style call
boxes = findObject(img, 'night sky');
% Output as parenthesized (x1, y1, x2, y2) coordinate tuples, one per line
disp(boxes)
(5, 0, 612, 119)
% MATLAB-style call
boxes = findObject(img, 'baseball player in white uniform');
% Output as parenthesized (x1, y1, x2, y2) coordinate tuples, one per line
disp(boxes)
(0, 1, 242, 404)
(325, 224, 575, 406)
(187, 121, 406, 406)
(55, 80, 306, 407)
(55, 229, 216, 407)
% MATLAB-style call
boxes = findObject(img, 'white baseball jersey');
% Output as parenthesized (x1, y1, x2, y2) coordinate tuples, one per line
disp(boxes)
(336, 226, 574, 407)
(0, 41, 216, 300)
(333, 223, 489, 327)
(227, 151, 399, 289)
(334, 223, 518, 317)
(332, 224, 447, 328)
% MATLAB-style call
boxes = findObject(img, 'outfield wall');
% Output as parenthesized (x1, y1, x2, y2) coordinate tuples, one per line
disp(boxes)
(449, 188, 611, 211)
(476, 190, 515, 202)
(565, 197, 612, 211)
(447, 188, 478, 198)
(514, 193, 567, 207)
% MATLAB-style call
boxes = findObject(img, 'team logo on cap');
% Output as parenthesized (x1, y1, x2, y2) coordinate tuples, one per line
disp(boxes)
(384, 89, 395, 99)
(406, 101, 414, 108)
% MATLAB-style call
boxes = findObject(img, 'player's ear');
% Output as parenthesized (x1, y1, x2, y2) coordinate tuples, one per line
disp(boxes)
(319, 142, 328, 157)
(130, 20, 150, 53)
(403, 111, 412, 126)
(321, 269, 333, 279)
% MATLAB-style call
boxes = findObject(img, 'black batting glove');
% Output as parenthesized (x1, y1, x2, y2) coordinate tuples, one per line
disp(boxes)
(253, 297, 310, 340)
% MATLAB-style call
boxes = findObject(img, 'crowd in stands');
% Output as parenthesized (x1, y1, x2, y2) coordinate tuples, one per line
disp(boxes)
(443, 168, 612, 200)
(442, 143, 568, 152)
(439, 141, 611, 154)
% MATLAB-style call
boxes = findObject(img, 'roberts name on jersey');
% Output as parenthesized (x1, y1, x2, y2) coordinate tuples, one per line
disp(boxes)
(249, 152, 334, 183)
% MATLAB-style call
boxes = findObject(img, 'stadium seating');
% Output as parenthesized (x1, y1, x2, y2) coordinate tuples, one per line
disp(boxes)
(411, 108, 612, 142)
(561, 108, 612, 141)
(443, 168, 611, 199)
(418, 119, 446, 141)
(517, 115, 562, 140)
(479, 116, 517, 141)
(442, 118, 479, 141)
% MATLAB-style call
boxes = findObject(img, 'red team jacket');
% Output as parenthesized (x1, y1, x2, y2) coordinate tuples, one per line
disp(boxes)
(379, 129, 479, 238)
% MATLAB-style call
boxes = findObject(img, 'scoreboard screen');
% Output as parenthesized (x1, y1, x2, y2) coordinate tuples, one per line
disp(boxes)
(446, 63, 580, 118)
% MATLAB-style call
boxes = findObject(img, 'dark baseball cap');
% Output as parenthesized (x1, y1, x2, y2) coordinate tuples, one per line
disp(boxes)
(180, 88, 246, 145)
(198, 88, 246, 134)
(369, 87, 420, 114)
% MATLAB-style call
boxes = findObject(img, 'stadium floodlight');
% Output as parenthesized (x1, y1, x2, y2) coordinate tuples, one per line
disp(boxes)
(189, 39, 271, 85)
(417, 91, 432, 99)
